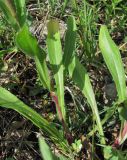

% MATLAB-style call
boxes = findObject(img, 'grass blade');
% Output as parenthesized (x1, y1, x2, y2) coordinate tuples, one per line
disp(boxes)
(0, 0, 19, 30)
(47, 20, 66, 121)
(63, 16, 77, 69)
(99, 25, 126, 102)
(0, 87, 68, 151)
(0, 0, 26, 30)
(68, 56, 105, 144)
(13, 0, 26, 27)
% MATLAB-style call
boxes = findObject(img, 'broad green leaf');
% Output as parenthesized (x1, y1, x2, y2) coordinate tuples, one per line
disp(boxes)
(63, 16, 77, 69)
(68, 56, 105, 144)
(16, 25, 50, 89)
(0, 87, 68, 151)
(99, 25, 126, 102)
(47, 20, 66, 120)
(16, 24, 39, 57)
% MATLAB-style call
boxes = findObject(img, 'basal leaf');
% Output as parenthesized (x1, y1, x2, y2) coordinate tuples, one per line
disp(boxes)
(47, 20, 66, 120)
(0, 87, 68, 151)
(16, 24, 39, 57)
(99, 25, 126, 102)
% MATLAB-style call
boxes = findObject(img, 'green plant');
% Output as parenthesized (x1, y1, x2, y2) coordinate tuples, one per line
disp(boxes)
(0, 0, 105, 158)
(99, 25, 126, 103)
(0, 87, 68, 151)
(0, 0, 70, 156)
(1, 0, 127, 159)
(99, 25, 127, 157)
(47, 20, 65, 121)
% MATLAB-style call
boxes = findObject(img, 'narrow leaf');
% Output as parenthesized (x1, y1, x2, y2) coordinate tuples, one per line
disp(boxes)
(0, 0, 19, 30)
(0, 0, 26, 30)
(35, 51, 51, 90)
(99, 25, 126, 102)
(0, 87, 68, 150)
(13, 0, 26, 27)
(63, 16, 77, 69)
(68, 56, 105, 144)
(47, 20, 66, 120)
(16, 24, 39, 57)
